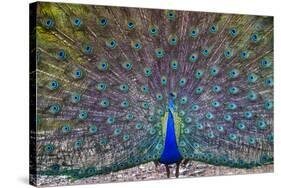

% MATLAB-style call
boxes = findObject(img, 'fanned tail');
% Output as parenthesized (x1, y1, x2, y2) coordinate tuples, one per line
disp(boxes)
(33, 2, 273, 181)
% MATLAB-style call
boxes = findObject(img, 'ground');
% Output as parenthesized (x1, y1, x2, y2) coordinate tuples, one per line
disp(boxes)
(36, 161, 273, 187)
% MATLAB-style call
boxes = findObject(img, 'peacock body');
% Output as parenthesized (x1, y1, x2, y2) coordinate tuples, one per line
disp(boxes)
(30, 2, 273, 186)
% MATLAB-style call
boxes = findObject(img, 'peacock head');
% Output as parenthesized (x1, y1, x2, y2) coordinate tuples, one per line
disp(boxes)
(168, 93, 175, 112)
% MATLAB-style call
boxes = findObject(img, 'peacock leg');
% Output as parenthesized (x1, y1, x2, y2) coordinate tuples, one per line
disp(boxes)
(154, 161, 160, 167)
(165, 164, 170, 178)
(154, 161, 160, 171)
(175, 161, 181, 178)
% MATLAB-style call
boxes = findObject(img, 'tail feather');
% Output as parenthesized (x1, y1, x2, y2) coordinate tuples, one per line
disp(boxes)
(33, 2, 273, 180)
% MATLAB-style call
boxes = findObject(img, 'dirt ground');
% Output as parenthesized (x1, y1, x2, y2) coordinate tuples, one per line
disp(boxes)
(36, 161, 273, 187)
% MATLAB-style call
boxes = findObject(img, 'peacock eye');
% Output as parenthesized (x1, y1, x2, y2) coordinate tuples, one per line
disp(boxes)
(264, 100, 273, 110)
(229, 133, 237, 141)
(208, 132, 215, 139)
(44, 18, 54, 28)
(51, 164, 60, 172)
(240, 50, 249, 59)
(228, 69, 240, 78)
(123, 134, 130, 141)
(106, 39, 117, 49)
(189, 53, 198, 62)
(179, 78, 187, 87)
(267, 133, 274, 143)
(144, 67, 152, 76)
(260, 58, 272, 69)
(257, 119, 267, 129)
(132, 41, 142, 50)
(155, 93, 163, 101)
(99, 18, 108, 26)
(168, 35, 178, 45)
(217, 125, 224, 132)
(264, 77, 273, 87)
(229, 86, 239, 94)
(205, 112, 214, 120)
(49, 104, 61, 114)
(57, 50, 66, 60)
(154, 48, 164, 58)
(149, 26, 158, 36)
(89, 124, 97, 134)
(79, 111, 88, 120)
(45, 144, 55, 153)
(83, 45, 93, 54)
(100, 99, 110, 108)
(74, 140, 82, 149)
(229, 28, 238, 37)
(73, 18, 81, 26)
(195, 86, 204, 94)
(49, 80, 59, 90)
(224, 114, 232, 121)
(73, 69, 83, 79)
(185, 117, 192, 124)
(126, 113, 134, 120)
(210, 24, 218, 33)
(170, 60, 178, 70)
(248, 137, 256, 144)
(127, 21, 135, 29)
(166, 10, 176, 20)
(119, 84, 129, 92)
(190, 28, 199, 38)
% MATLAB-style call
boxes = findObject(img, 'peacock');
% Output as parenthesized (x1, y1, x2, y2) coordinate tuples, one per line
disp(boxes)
(30, 1, 274, 186)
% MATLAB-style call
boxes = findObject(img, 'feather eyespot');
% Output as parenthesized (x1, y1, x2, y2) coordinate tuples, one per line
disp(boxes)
(73, 18, 81, 27)
(49, 104, 61, 114)
(49, 80, 59, 90)
(99, 18, 108, 26)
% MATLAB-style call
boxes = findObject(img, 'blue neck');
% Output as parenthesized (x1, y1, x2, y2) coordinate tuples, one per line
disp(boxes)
(168, 99, 175, 112)
(159, 110, 182, 164)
